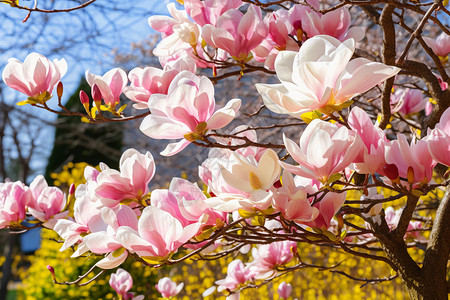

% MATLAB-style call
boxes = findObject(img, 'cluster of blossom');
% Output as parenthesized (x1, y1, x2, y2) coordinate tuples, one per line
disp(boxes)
(2, 0, 450, 298)
(0, 175, 69, 230)
(108, 268, 183, 299)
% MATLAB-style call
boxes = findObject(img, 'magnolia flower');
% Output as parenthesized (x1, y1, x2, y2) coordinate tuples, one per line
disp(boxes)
(109, 268, 133, 297)
(423, 32, 450, 58)
(149, 3, 213, 68)
(427, 107, 450, 166)
(116, 206, 201, 263)
(348, 106, 388, 174)
(281, 119, 363, 183)
(385, 134, 435, 184)
(85, 68, 128, 109)
(95, 148, 156, 207)
(202, 5, 268, 62)
(140, 71, 241, 156)
(272, 170, 319, 223)
(207, 149, 281, 212)
(184, 0, 242, 26)
(53, 186, 105, 252)
(298, 7, 364, 42)
(391, 88, 427, 115)
(2, 52, 67, 105)
(216, 259, 253, 292)
(0, 181, 31, 229)
(150, 177, 226, 239)
(278, 282, 292, 299)
(155, 277, 184, 298)
(28, 175, 69, 229)
(248, 241, 297, 279)
(81, 205, 141, 269)
(123, 66, 179, 109)
(302, 190, 346, 229)
(252, 8, 300, 70)
(151, 4, 201, 56)
(256, 35, 400, 117)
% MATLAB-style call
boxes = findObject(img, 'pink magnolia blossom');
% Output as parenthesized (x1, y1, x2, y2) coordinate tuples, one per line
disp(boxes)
(123, 66, 179, 109)
(149, 4, 211, 68)
(0, 181, 32, 229)
(109, 268, 133, 297)
(150, 4, 200, 55)
(391, 88, 427, 115)
(202, 5, 268, 62)
(298, 7, 364, 42)
(28, 175, 69, 229)
(303, 190, 346, 229)
(423, 32, 450, 58)
(184, 0, 242, 26)
(199, 127, 265, 198)
(348, 106, 388, 174)
(216, 259, 253, 292)
(139, 71, 241, 156)
(281, 119, 363, 183)
(116, 206, 201, 263)
(2, 53, 67, 103)
(278, 282, 292, 299)
(81, 205, 140, 268)
(256, 35, 400, 117)
(155, 277, 184, 298)
(150, 177, 226, 230)
(53, 186, 106, 252)
(272, 170, 319, 223)
(427, 107, 450, 166)
(385, 134, 436, 184)
(248, 241, 297, 279)
(85, 68, 127, 108)
(252, 8, 299, 70)
(207, 149, 281, 212)
(95, 148, 155, 207)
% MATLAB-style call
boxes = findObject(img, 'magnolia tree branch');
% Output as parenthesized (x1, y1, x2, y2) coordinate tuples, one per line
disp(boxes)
(9, 0, 97, 13)
(421, 186, 450, 299)
(379, 4, 396, 130)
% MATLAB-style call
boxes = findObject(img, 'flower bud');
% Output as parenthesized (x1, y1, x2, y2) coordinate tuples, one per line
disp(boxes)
(383, 164, 399, 181)
(92, 84, 102, 108)
(57, 82, 63, 99)
(407, 166, 415, 184)
(79, 90, 90, 114)
(47, 265, 56, 282)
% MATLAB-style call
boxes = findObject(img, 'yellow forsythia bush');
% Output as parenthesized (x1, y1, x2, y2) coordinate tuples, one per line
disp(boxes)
(20, 162, 439, 299)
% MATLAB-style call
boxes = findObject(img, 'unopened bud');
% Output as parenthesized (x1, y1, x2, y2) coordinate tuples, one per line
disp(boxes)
(407, 166, 415, 184)
(273, 180, 282, 188)
(47, 265, 56, 281)
(92, 84, 102, 108)
(69, 183, 75, 195)
(79, 90, 90, 114)
(383, 164, 399, 181)
(67, 183, 76, 204)
(79, 90, 89, 104)
(57, 82, 63, 99)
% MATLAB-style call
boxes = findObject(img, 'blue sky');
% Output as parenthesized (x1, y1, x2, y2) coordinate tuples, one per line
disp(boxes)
(0, 0, 175, 180)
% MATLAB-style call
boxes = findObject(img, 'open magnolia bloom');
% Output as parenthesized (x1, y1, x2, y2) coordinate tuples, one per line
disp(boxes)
(2, 52, 67, 105)
(206, 149, 281, 212)
(281, 119, 363, 183)
(256, 35, 400, 117)
(140, 71, 241, 156)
